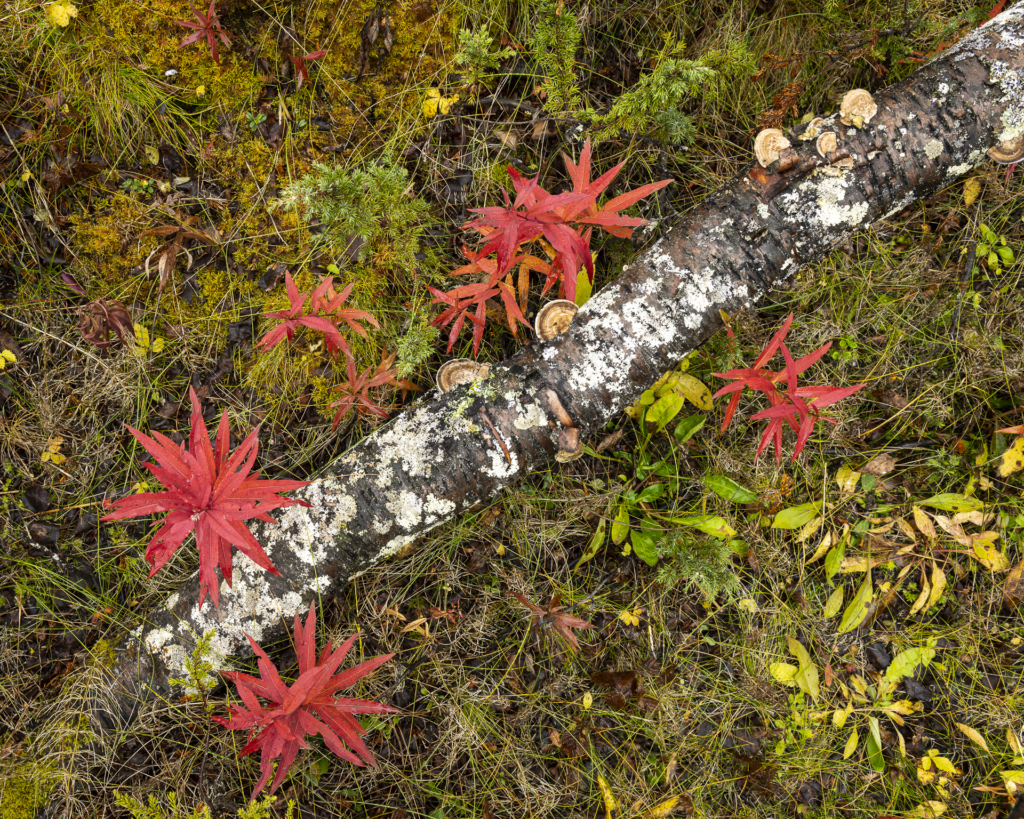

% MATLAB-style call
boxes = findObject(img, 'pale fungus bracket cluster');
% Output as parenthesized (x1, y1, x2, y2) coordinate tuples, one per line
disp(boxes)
(754, 128, 793, 169)
(988, 133, 1024, 164)
(839, 88, 877, 128)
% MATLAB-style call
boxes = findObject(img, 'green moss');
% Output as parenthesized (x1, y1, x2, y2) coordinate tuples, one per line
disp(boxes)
(69, 191, 159, 289)
(0, 764, 59, 819)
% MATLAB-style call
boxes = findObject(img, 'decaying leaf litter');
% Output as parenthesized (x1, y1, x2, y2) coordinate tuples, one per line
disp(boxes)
(1, 0, 1023, 817)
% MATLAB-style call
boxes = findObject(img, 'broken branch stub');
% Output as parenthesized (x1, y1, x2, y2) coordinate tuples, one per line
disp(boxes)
(96, 5, 1024, 729)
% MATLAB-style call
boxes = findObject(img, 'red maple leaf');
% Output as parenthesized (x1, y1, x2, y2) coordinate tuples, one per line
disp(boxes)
(288, 49, 327, 90)
(176, 0, 234, 64)
(330, 352, 400, 428)
(215, 602, 398, 797)
(257, 272, 377, 357)
(101, 388, 310, 609)
(512, 593, 594, 653)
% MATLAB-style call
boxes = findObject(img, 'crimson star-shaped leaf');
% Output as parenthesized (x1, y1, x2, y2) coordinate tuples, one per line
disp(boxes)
(101, 387, 310, 609)
(215, 602, 398, 797)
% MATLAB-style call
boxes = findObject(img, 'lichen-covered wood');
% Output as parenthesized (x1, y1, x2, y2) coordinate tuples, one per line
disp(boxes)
(95, 4, 1024, 730)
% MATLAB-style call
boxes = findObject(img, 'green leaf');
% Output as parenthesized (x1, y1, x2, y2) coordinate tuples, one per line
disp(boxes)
(823, 586, 844, 619)
(673, 414, 705, 443)
(866, 716, 885, 772)
(636, 483, 666, 504)
(575, 518, 607, 570)
(885, 646, 936, 683)
(787, 637, 820, 702)
(574, 267, 592, 306)
(638, 389, 656, 407)
(770, 662, 799, 686)
(647, 393, 684, 432)
(611, 502, 630, 545)
(838, 570, 874, 634)
(630, 528, 659, 566)
(919, 493, 983, 512)
(704, 474, 758, 504)
(824, 541, 846, 583)
(772, 502, 820, 529)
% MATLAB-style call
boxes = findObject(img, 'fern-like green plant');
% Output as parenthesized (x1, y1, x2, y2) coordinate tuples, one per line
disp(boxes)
(272, 159, 430, 275)
(595, 37, 755, 144)
(455, 25, 515, 93)
(529, 0, 584, 116)
(655, 532, 741, 601)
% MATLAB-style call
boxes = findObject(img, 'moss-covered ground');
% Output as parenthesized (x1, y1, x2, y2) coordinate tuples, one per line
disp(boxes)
(1, 0, 1023, 817)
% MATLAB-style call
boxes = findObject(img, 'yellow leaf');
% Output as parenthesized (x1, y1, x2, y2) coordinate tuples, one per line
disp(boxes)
(641, 796, 680, 819)
(45, 0, 78, 27)
(927, 563, 947, 610)
(963, 177, 981, 207)
(670, 373, 713, 410)
(913, 506, 936, 540)
(843, 727, 859, 759)
(770, 662, 799, 686)
(575, 266, 592, 306)
(998, 437, 1024, 477)
(971, 534, 1011, 573)
(787, 636, 819, 702)
(144, 144, 160, 165)
(49, 452, 66, 465)
(955, 722, 990, 753)
(905, 801, 946, 818)
(835, 465, 860, 494)
(823, 586, 844, 619)
(909, 571, 932, 617)
(931, 755, 961, 776)
(1008, 729, 1022, 756)
(423, 88, 458, 118)
(1001, 770, 1024, 787)
(582, 692, 593, 710)
(597, 774, 618, 819)
(833, 701, 853, 727)
(839, 569, 874, 634)
(805, 530, 833, 565)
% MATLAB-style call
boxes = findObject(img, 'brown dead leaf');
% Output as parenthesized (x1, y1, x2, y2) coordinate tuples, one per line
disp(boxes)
(596, 428, 625, 453)
(861, 453, 897, 476)
(1003, 561, 1024, 606)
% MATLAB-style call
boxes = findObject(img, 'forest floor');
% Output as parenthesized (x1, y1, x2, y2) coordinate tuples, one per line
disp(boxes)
(1, 0, 1023, 817)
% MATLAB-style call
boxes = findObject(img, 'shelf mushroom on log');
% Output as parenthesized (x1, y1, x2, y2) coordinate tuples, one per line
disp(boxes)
(88, 4, 1024, 738)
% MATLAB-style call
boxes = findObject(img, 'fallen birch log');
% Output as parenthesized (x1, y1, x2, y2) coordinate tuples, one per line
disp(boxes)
(96, 4, 1024, 728)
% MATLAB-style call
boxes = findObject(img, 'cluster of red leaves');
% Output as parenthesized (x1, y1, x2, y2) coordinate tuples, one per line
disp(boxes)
(101, 388, 310, 609)
(256, 271, 378, 359)
(216, 603, 397, 797)
(712, 314, 865, 463)
(429, 140, 672, 357)
(512, 593, 594, 654)
(176, 0, 234, 64)
(256, 272, 407, 427)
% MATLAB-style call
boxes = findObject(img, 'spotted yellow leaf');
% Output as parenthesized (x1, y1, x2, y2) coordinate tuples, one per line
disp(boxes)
(423, 88, 458, 118)
(998, 436, 1024, 477)
(963, 177, 981, 207)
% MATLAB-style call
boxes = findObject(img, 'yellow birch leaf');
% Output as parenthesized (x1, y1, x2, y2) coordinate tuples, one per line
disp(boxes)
(45, 0, 78, 27)
(671, 373, 713, 410)
(963, 177, 981, 207)
(835, 465, 861, 494)
(955, 723, 990, 753)
(597, 774, 618, 819)
(582, 692, 593, 710)
(770, 663, 799, 686)
(998, 437, 1024, 477)
(972, 534, 1010, 573)
(905, 801, 946, 818)
(913, 506, 936, 540)
(641, 796, 680, 819)
(927, 563, 947, 609)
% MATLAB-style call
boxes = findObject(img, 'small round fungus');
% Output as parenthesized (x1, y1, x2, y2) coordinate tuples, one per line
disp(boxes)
(554, 427, 584, 463)
(839, 89, 877, 128)
(816, 131, 838, 158)
(534, 299, 579, 341)
(436, 359, 489, 393)
(754, 128, 792, 168)
(987, 135, 1024, 165)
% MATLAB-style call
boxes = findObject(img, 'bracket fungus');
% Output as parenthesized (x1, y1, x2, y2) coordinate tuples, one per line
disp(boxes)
(436, 359, 489, 393)
(754, 128, 792, 169)
(554, 426, 584, 462)
(534, 299, 579, 342)
(800, 117, 825, 141)
(816, 131, 838, 158)
(839, 89, 877, 128)
(988, 134, 1024, 164)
